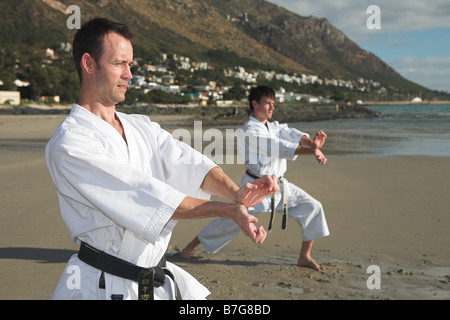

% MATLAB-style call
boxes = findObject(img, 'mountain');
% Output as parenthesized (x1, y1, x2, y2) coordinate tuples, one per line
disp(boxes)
(0, 0, 431, 93)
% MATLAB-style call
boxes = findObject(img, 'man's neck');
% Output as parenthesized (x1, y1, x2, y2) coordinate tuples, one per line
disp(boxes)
(80, 101, 127, 142)
(80, 102, 116, 123)
(78, 89, 117, 124)
(78, 81, 118, 124)
(252, 114, 268, 126)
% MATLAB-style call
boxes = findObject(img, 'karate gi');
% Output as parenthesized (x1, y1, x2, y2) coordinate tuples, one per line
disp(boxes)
(198, 116, 329, 253)
(46, 104, 216, 300)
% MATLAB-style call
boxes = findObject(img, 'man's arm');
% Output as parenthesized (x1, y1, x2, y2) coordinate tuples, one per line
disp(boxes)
(298, 130, 327, 150)
(171, 166, 277, 244)
(171, 196, 266, 244)
(199, 166, 240, 203)
(295, 132, 328, 165)
(298, 135, 317, 150)
(199, 166, 279, 207)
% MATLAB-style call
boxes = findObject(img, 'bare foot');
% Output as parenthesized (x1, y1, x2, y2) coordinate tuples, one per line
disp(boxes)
(180, 247, 194, 259)
(179, 236, 201, 259)
(297, 256, 323, 271)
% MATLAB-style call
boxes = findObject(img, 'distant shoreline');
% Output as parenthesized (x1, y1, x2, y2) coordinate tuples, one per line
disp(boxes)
(0, 102, 378, 127)
(1, 100, 448, 129)
(1, 99, 449, 111)
(361, 100, 450, 106)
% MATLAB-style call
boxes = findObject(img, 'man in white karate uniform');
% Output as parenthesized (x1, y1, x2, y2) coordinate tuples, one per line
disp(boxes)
(46, 18, 278, 300)
(181, 86, 330, 271)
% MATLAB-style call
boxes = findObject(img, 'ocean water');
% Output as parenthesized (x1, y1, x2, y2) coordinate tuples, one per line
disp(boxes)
(290, 103, 450, 157)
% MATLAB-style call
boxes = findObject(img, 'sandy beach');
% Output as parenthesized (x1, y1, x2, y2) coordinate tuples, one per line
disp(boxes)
(0, 114, 449, 300)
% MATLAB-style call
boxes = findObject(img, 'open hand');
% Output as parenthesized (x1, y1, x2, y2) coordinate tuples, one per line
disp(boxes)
(231, 205, 267, 244)
(237, 175, 279, 207)
(315, 149, 327, 165)
(313, 130, 327, 149)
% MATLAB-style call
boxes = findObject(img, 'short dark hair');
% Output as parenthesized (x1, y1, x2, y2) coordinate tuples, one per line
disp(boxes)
(72, 17, 134, 82)
(248, 85, 275, 111)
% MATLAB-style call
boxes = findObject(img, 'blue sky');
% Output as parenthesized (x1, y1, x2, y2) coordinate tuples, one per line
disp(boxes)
(268, 0, 450, 92)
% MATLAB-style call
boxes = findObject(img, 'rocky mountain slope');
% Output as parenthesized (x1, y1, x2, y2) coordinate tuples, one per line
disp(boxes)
(0, 0, 427, 92)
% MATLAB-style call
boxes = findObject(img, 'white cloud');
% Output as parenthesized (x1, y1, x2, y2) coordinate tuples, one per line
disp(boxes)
(269, 0, 450, 36)
(269, 1, 450, 92)
(389, 56, 450, 92)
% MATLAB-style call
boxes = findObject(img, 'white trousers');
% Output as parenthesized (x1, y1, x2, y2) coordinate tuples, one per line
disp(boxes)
(198, 181, 330, 253)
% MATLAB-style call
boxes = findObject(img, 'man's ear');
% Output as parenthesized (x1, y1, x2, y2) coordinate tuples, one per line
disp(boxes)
(81, 53, 96, 75)
(251, 99, 258, 109)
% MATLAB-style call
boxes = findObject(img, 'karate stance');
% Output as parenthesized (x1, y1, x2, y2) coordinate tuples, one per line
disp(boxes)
(182, 86, 330, 271)
(46, 18, 277, 300)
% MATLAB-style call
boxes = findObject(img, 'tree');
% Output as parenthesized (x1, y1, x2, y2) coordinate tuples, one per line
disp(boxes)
(0, 71, 16, 91)
(223, 86, 246, 101)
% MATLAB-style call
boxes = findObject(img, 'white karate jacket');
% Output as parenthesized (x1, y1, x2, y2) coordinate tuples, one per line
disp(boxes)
(237, 116, 309, 212)
(46, 104, 216, 300)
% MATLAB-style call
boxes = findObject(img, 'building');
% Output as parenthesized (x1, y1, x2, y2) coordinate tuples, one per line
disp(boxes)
(0, 91, 20, 105)
(37, 95, 60, 103)
(130, 75, 146, 87)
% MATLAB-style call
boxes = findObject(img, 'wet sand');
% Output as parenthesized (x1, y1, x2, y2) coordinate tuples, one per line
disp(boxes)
(0, 114, 449, 300)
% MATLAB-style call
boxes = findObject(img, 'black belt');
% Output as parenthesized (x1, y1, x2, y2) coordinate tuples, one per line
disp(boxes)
(245, 170, 288, 230)
(78, 242, 181, 300)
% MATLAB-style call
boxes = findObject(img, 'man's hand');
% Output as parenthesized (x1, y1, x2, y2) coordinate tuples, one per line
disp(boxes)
(237, 175, 279, 207)
(230, 204, 267, 244)
(315, 149, 327, 165)
(313, 130, 327, 149)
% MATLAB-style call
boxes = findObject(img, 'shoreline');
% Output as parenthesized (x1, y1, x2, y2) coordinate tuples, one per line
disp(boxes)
(0, 102, 379, 129)
(361, 100, 450, 106)
(1, 100, 448, 130)
(0, 114, 449, 300)
(1, 99, 450, 110)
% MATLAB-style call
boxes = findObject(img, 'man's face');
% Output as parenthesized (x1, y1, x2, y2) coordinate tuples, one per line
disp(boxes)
(94, 32, 133, 106)
(252, 95, 275, 122)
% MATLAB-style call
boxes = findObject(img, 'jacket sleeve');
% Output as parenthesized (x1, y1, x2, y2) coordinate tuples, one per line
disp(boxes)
(45, 128, 187, 245)
(153, 122, 217, 200)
